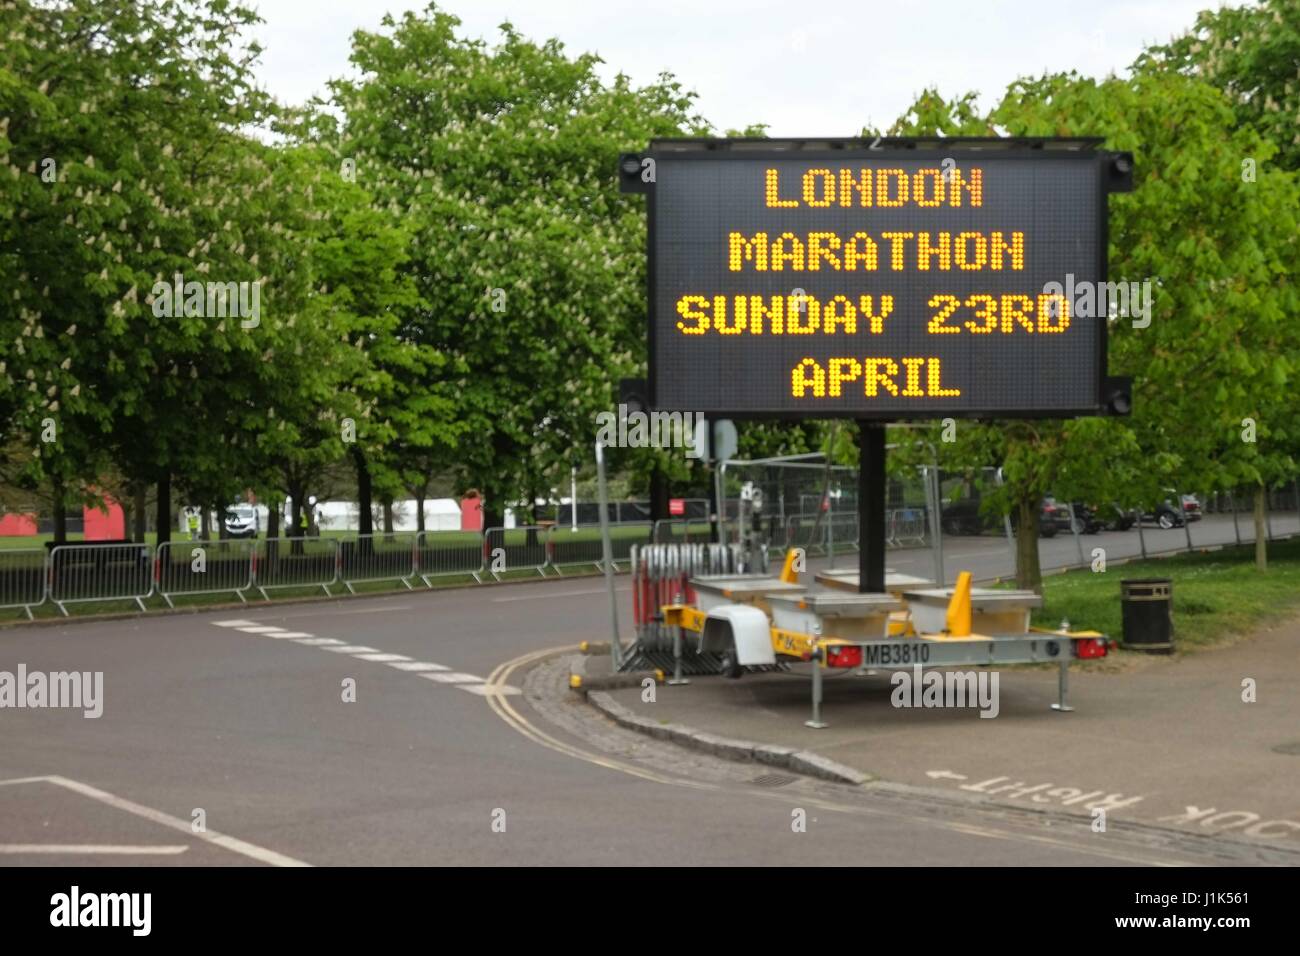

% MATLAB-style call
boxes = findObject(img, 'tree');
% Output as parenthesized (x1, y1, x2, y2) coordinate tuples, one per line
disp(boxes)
(330, 4, 706, 528)
(1142, 0, 1300, 171)
(887, 71, 1300, 588)
(0, 0, 299, 544)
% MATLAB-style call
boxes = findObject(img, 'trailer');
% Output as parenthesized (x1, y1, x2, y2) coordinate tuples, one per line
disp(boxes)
(658, 552, 1111, 728)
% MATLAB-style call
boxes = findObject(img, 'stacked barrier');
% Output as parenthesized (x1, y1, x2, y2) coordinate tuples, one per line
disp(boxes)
(0, 548, 48, 619)
(156, 539, 256, 607)
(625, 541, 747, 674)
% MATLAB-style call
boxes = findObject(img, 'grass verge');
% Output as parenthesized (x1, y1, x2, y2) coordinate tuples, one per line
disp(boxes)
(1031, 537, 1300, 651)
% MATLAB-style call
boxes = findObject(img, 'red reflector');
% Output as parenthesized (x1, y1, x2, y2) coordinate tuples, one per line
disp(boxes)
(1075, 638, 1109, 659)
(826, 645, 863, 668)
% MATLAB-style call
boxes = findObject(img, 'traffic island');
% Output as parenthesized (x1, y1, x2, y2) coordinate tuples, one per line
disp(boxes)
(584, 614, 1300, 848)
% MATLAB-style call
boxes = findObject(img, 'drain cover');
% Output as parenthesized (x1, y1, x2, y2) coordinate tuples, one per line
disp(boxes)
(751, 773, 798, 788)
(1271, 741, 1300, 756)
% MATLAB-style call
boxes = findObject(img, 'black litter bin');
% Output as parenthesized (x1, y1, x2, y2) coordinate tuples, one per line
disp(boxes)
(1121, 578, 1174, 652)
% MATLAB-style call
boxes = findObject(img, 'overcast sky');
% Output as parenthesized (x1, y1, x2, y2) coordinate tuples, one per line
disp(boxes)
(249, 0, 1222, 135)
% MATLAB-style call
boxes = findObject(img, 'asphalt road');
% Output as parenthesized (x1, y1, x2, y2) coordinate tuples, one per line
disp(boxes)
(0, 512, 1292, 866)
(869, 511, 1299, 584)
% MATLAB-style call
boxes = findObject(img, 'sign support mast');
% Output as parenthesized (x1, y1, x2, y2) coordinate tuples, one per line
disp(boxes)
(859, 422, 888, 594)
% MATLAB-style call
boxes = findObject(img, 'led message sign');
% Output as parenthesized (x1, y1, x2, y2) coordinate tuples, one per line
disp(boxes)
(640, 144, 1122, 418)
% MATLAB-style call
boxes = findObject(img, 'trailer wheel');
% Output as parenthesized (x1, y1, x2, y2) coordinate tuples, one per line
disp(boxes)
(718, 637, 744, 679)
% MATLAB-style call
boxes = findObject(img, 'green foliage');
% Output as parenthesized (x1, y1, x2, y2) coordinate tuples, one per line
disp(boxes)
(328, 3, 707, 516)
(1140, 0, 1300, 170)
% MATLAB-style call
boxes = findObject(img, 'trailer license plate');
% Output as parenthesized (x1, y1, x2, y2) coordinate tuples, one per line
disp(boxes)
(863, 643, 931, 666)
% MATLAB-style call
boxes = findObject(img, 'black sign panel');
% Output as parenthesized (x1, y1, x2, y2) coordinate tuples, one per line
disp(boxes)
(645, 146, 1112, 418)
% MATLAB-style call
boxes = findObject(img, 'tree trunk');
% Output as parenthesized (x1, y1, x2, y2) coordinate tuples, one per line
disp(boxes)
(133, 484, 147, 542)
(526, 491, 540, 547)
(199, 504, 210, 542)
(287, 483, 305, 555)
(156, 473, 171, 546)
(267, 499, 280, 540)
(1015, 494, 1043, 593)
(382, 497, 394, 537)
(52, 477, 68, 543)
(650, 465, 669, 521)
(352, 446, 373, 537)
(1254, 485, 1268, 572)
(415, 492, 426, 533)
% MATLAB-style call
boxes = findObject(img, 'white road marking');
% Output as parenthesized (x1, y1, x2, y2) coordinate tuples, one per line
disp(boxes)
(492, 587, 628, 603)
(264, 605, 414, 620)
(0, 844, 189, 855)
(927, 770, 969, 781)
(458, 683, 521, 697)
(0, 776, 309, 866)
(212, 619, 260, 627)
(420, 672, 483, 684)
(209, 620, 501, 702)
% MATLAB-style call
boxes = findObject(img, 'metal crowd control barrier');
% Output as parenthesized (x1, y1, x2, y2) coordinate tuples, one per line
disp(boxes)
(547, 525, 604, 573)
(0, 548, 48, 619)
(339, 533, 418, 592)
(156, 538, 256, 607)
(604, 521, 654, 570)
(827, 512, 860, 554)
(48, 542, 154, 615)
(783, 513, 852, 556)
(651, 518, 710, 544)
(890, 508, 928, 547)
(783, 514, 821, 555)
(549, 522, 653, 574)
(254, 536, 339, 599)
(417, 530, 485, 585)
(483, 526, 551, 580)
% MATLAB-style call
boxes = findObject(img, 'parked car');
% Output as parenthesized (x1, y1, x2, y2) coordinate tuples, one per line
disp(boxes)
(1038, 497, 1073, 535)
(223, 503, 259, 539)
(1067, 502, 1106, 534)
(1179, 493, 1203, 522)
(1141, 498, 1185, 530)
(1100, 503, 1137, 531)
(939, 496, 986, 536)
(941, 496, 1059, 538)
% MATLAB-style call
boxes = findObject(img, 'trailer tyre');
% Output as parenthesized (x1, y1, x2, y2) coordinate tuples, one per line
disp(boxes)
(718, 637, 744, 679)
